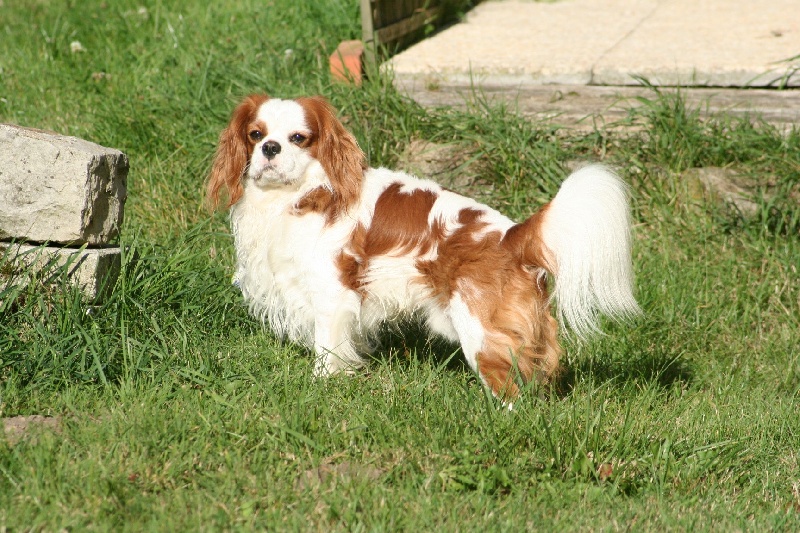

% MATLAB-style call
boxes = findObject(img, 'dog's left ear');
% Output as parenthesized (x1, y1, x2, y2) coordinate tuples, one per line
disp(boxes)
(206, 94, 269, 210)
(296, 96, 366, 219)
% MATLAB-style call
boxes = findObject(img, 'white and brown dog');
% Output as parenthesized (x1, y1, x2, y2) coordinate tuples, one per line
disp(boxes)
(207, 95, 640, 400)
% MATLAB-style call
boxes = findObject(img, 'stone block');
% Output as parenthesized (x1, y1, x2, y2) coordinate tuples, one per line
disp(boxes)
(1, 243, 121, 301)
(0, 124, 128, 246)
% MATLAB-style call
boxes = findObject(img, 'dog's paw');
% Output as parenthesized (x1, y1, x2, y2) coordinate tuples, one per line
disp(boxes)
(313, 353, 361, 378)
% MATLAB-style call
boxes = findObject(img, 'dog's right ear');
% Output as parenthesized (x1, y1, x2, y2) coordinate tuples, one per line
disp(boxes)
(206, 94, 270, 210)
(295, 96, 366, 221)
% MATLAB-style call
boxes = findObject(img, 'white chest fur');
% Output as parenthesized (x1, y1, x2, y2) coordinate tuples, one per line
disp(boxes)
(230, 183, 353, 345)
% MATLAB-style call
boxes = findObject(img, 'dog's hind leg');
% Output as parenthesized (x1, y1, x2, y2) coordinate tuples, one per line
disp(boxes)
(450, 286, 561, 401)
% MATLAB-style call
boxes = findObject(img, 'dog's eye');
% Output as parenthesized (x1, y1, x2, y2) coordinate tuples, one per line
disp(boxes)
(248, 130, 264, 142)
(289, 133, 307, 145)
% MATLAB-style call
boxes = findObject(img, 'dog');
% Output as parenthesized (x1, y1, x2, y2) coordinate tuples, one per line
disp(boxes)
(207, 94, 640, 400)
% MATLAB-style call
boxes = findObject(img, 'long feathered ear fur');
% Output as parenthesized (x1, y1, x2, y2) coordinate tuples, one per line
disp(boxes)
(296, 96, 366, 219)
(206, 94, 270, 211)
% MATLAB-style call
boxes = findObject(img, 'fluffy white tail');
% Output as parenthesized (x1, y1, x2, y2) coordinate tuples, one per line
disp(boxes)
(540, 164, 641, 339)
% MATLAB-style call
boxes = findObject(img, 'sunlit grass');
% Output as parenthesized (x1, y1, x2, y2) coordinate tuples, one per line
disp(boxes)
(1, 0, 799, 530)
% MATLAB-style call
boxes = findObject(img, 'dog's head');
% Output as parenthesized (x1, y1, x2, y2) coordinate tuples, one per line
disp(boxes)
(207, 95, 365, 218)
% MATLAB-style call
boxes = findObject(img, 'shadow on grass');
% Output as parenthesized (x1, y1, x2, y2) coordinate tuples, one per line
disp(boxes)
(364, 320, 694, 400)
(231, 318, 470, 382)
(555, 339, 694, 398)
(365, 320, 472, 376)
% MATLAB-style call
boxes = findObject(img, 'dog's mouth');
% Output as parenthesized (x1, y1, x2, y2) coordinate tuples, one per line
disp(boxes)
(251, 162, 278, 178)
(250, 164, 298, 187)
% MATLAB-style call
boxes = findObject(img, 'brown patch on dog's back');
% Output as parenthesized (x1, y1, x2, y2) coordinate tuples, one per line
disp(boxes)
(336, 182, 442, 293)
(364, 183, 440, 257)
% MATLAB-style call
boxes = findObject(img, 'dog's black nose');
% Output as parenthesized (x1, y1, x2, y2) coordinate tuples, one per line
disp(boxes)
(262, 140, 281, 159)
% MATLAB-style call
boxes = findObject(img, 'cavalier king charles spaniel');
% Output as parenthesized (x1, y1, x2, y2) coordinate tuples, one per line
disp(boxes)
(207, 94, 640, 401)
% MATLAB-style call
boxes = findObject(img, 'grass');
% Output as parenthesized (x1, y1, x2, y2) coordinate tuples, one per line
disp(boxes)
(1, 0, 799, 530)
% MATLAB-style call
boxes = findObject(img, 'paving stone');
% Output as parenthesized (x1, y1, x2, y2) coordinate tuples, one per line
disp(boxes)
(0, 124, 128, 246)
(593, 0, 800, 87)
(387, 0, 800, 88)
(388, 0, 647, 86)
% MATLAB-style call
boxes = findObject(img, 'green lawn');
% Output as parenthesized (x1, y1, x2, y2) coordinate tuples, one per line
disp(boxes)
(1, 1, 799, 530)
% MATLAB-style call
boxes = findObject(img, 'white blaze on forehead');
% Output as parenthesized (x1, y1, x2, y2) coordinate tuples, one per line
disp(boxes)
(256, 99, 309, 140)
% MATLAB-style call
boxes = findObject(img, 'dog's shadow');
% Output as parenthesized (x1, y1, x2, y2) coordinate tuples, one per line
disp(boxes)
(554, 333, 694, 397)
(366, 322, 694, 399)
(365, 320, 472, 375)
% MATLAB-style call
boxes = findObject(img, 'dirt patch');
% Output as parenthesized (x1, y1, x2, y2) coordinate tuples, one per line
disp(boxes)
(396, 138, 487, 196)
(683, 166, 762, 217)
(295, 459, 384, 491)
(3, 415, 62, 445)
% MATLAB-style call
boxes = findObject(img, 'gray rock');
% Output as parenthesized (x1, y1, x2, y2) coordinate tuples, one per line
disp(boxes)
(0, 124, 128, 246)
(1, 242, 121, 301)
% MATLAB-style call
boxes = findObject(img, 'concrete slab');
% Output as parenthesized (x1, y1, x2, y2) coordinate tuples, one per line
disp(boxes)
(389, 0, 653, 86)
(387, 0, 800, 88)
(594, 0, 800, 87)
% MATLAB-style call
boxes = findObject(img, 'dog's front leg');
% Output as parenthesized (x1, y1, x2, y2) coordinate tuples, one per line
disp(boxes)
(312, 291, 364, 377)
